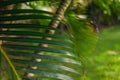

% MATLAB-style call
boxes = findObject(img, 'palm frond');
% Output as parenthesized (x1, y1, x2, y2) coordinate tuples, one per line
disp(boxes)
(65, 14, 98, 79)
(0, 0, 82, 80)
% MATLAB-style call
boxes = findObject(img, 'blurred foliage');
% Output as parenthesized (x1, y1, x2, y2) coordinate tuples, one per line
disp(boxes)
(65, 14, 97, 80)
(86, 0, 120, 29)
(67, 0, 120, 29)
(84, 26, 120, 80)
(65, 14, 97, 57)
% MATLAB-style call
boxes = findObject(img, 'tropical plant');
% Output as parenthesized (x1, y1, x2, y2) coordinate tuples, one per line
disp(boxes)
(0, 0, 97, 80)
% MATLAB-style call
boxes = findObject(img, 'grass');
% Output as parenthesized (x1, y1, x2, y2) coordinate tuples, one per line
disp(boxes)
(85, 26, 120, 80)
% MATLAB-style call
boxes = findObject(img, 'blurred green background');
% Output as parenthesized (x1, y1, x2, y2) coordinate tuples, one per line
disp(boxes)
(84, 26, 120, 80)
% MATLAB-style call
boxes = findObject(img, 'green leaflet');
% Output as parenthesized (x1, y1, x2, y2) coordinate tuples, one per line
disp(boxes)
(0, 24, 68, 35)
(0, 45, 21, 80)
(0, 0, 39, 6)
(7, 51, 80, 65)
(0, 24, 58, 30)
(0, 30, 67, 39)
(0, 9, 53, 15)
(25, 69, 74, 80)
(2, 44, 74, 56)
(12, 59, 79, 74)
(0, 15, 53, 22)
(6, 62, 18, 80)
(0, 37, 71, 48)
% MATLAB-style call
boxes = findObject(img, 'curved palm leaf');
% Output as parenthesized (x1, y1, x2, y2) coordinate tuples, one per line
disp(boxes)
(0, 0, 81, 80)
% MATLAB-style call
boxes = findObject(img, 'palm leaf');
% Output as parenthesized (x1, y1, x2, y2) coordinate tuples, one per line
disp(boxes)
(65, 14, 98, 79)
(0, 0, 81, 80)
